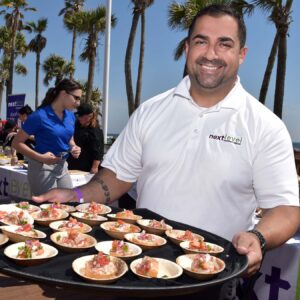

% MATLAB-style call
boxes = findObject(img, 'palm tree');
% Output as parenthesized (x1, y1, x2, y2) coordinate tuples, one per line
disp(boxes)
(25, 18, 47, 109)
(42, 54, 74, 86)
(125, 0, 154, 116)
(0, 0, 36, 99)
(253, 0, 293, 118)
(0, 25, 27, 113)
(59, 0, 85, 79)
(167, 0, 253, 76)
(71, 6, 116, 102)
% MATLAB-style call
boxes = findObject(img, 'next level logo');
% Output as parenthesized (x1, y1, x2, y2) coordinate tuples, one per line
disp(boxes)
(209, 134, 243, 145)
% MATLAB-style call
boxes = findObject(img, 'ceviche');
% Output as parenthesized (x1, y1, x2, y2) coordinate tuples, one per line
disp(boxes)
(135, 256, 159, 278)
(17, 239, 44, 259)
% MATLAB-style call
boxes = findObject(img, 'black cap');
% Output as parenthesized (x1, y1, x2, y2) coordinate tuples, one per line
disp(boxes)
(76, 103, 93, 116)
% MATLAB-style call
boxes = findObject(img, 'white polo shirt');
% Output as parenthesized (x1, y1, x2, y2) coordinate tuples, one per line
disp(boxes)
(102, 76, 299, 240)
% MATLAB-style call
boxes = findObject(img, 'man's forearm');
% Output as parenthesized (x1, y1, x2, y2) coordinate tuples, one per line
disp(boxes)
(78, 167, 133, 204)
(255, 205, 300, 250)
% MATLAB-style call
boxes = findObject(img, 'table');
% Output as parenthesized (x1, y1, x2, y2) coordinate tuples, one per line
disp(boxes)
(0, 165, 93, 201)
(254, 227, 300, 300)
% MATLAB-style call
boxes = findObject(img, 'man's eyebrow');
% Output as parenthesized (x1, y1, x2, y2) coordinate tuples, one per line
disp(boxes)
(191, 34, 207, 40)
(219, 36, 234, 43)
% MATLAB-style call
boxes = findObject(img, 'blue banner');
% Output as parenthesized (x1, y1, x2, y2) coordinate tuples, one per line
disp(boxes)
(7, 94, 26, 122)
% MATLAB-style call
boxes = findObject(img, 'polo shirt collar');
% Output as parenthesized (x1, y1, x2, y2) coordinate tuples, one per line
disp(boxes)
(174, 75, 245, 111)
(45, 105, 66, 122)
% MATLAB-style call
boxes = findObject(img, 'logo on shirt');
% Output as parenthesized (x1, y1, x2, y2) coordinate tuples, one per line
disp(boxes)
(209, 134, 242, 145)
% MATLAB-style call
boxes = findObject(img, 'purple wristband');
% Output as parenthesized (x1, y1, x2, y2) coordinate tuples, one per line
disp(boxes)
(74, 187, 84, 203)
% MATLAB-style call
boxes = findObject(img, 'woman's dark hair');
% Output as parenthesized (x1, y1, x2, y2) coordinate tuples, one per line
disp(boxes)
(39, 78, 82, 108)
(18, 104, 33, 116)
(187, 4, 246, 48)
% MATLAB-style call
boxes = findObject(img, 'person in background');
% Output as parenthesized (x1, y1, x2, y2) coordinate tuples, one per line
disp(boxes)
(31, 5, 299, 298)
(67, 103, 104, 174)
(18, 104, 33, 126)
(12, 78, 82, 195)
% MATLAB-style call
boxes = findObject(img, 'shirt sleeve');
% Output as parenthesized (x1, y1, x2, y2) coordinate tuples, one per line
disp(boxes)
(102, 108, 143, 182)
(253, 123, 299, 208)
(22, 110, 42, 135)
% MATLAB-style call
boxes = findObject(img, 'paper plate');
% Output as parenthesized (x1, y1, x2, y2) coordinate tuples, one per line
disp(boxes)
(76, 202, 112, 215)
(71, 212, 108, 226)
(165, 229, 204, 245)
(40, 203, 76, 213)
(180, 241, 224, 255)
(136, 219, 172, 235)
(176, 254, 225, 280)
(0, 233, 9, 246)
(0, 225, 46, 243)
(49, 219, 92, 233)
(4, 241, 58, 266)
(107, 212, 142, 224)
(50, 231, 97, 253)
(95, 240, 142, 261)
(31, 209, 69, 226)
(124, 232, 167, 250)
(130, 257, 183, 279)
(0, 205, 34, 226)
(101, 221, 141, 240)
(72, 254, 128, 284)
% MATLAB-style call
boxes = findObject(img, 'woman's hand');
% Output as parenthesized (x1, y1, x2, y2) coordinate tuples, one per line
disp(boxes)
(232, 231, 263, 277)
(70, 145, 81, 158)
(40, 152, 60, 164)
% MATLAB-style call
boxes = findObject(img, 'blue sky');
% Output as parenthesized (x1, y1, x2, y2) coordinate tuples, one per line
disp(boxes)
(1, 0, 300, 142)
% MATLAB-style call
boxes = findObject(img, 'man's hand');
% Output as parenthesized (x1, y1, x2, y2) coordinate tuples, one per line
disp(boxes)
(32, 188, 76, 204)
(232, 231, 263, 277)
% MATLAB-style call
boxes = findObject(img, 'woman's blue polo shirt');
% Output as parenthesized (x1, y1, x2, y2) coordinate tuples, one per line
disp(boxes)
(22, 105, 75, 156)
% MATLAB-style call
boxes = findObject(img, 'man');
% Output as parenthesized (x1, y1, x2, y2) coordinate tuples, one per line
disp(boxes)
(33, 4, 299, 297)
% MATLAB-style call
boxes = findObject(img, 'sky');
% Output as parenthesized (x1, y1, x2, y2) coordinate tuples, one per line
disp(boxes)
(1, 0, 300, 142)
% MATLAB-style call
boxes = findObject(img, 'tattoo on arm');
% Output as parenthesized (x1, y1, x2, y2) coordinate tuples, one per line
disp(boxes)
(92, 177, 111, 204)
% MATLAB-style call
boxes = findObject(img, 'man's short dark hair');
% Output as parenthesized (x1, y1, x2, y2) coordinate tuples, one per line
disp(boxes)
(187, 4, 246, 48)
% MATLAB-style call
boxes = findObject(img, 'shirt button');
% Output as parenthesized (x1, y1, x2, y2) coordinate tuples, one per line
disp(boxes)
(199, 113, 204, 118)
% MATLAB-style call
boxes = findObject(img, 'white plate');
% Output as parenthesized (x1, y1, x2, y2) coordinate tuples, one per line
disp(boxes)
(0, 225, 46, 243)
(180, 241, 224, 255)
(13, 202, 41, 214)
(0, 204, 34, 226)
(49, 219, 92, 233)
(107, 211, 142, 224)
(0, 158, 10, 165)
(176, 254, 225, 280)
(71, 212, 108, 226)
(31, 209, 69, 226)
(124, 232, 167, 250)
(4, 241, 58, 266)
(100, 221, 141, 240)
(50, 231, 97, 253)
(40, 203, 76, 213)
(76, 203, 112, 215)
(72, 254, 128, 284)
(130, 257, 182, 279)
(136, 219, 172, 235)
(0, 233, 9, 246)
(95, 240, 142, 261)
(165, 229, 204, 245)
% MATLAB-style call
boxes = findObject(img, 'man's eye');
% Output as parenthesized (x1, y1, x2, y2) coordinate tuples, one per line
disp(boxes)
(220, 43, 232, 48)
(194, 40, 206, 45)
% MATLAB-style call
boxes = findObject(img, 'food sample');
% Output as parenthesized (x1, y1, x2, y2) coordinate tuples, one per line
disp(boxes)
(15, 224, 38, 238)
(17, 239, 44, 259)
(135, 256, 159, 278)
(191, 254, 222, 273)
(0, 210, 30, 225)
(83, 252, 121, 280)
(55, 230, 92, 248)
(115, 210, 140, 220)
(57, 217, 89, 232)
(110, 240, 133, 256)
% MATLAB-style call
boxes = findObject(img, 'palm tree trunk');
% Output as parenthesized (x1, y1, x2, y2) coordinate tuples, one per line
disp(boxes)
(70, 28, 77, 80)
(125, 11, 140, 116)
(273, 0, 293, 118)
(86, 34, 96, 103)
(273, 29, 287, 119)
(135, 11, 145, 110)
(0, 83, 4, 116)
(35, 52, 40, 109)
(259, 33, 279, 104)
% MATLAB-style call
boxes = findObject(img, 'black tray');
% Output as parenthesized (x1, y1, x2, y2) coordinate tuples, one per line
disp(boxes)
(0, 207, 248, 297)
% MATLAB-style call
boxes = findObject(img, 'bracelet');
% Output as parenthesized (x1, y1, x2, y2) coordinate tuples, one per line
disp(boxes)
(73, 187, 84, 204)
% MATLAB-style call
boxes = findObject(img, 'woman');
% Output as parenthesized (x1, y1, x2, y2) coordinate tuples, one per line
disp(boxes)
(12, 78, 82, 195)
(67, 103, 104, 174)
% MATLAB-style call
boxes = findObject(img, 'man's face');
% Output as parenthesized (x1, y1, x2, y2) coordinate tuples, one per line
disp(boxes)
(185, 15, 247, 94)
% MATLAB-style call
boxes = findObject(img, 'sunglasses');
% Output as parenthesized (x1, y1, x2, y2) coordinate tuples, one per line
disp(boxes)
(66, 91, 81, 101)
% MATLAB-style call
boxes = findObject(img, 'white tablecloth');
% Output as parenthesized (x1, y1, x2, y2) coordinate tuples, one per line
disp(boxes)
(0, 165, 93, 200)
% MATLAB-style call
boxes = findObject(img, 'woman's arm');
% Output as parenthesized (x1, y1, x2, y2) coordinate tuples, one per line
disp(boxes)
(12, 129, 59, 164)
(69, 136, 81, 158)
